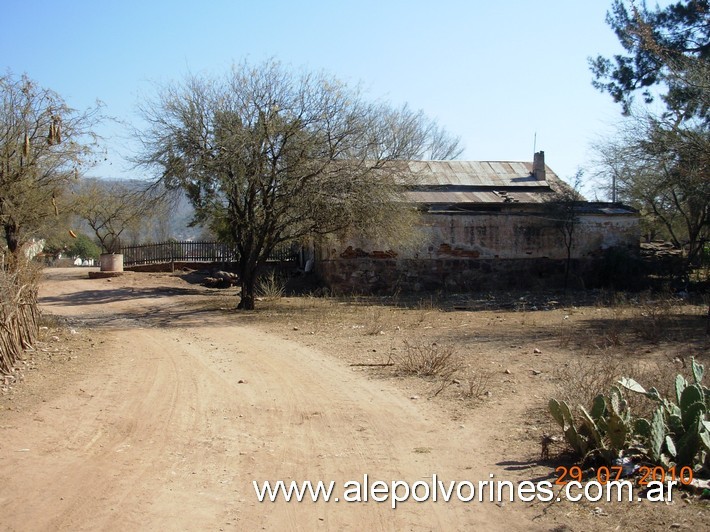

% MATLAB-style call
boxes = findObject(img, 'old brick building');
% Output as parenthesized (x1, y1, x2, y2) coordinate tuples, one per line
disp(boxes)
(316, 152, 639, 292)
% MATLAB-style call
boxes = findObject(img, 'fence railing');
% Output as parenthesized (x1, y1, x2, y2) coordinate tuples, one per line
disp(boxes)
(119, 241, 297, 267)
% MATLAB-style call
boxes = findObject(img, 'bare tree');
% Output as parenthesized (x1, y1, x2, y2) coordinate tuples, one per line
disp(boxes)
(546, 172, 585, 294)
(0, 72, 102, 262)
(74, 179, 160, 254)
(594, 111, 709, 270)
(137, 60, 462, 309)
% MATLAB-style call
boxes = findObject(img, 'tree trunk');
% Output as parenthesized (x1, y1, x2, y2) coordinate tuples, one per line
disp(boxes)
(3, 223, 21, 272)
(237, 262, 257, 310)
(238, 282, 256, 310)
(4, 222, 19, 255)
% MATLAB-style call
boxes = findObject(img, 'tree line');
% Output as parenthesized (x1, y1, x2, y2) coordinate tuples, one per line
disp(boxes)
(1, 60, 461, 310)
(1, 0, 708, 314)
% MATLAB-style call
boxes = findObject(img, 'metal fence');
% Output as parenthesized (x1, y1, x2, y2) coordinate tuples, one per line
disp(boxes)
(120, 241, 297, 267)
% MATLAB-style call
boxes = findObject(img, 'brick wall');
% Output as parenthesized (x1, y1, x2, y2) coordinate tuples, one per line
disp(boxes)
(316, 207, 639, 293)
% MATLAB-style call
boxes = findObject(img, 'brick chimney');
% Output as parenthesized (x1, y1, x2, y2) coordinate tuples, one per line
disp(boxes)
(532, 151, 546, 181)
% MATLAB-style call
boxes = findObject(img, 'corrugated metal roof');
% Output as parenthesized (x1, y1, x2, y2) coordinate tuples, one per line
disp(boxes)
(406, 160, 558, 188)
(576, 204, 638, 215)
(401, 160, 568, 204)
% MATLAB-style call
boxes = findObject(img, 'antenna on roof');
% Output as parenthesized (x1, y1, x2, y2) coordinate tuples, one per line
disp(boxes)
(533, 132, 537, 155)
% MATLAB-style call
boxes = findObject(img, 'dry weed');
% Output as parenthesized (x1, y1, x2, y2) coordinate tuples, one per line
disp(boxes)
(553, 354, 636, 409)
(365, 307, 385, 335)
(631, 295, 679, 343)
(416, 295, 438, 311)
(461, 370, 493, 400)
(553, 353, 682, 420)
(396, 340, 460, 378)
(256, 271, 286, 301)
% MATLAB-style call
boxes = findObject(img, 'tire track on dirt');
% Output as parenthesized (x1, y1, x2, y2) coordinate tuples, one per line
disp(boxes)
(211, 326, 516, 531)
(0, 269, 544, 531)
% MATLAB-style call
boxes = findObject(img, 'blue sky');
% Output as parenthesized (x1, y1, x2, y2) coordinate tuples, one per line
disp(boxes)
(2, 1, 638, 193)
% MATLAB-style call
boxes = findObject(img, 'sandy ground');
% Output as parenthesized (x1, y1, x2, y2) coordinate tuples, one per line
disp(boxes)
(0, 269, 548, 531)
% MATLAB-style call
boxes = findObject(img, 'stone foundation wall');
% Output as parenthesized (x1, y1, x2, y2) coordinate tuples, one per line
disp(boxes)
(316, 257, 600, 294)
(125, 261, 299, 276)
(125, 261, 227, 273)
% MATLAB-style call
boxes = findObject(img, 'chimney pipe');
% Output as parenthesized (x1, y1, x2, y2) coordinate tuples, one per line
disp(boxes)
(533, 151, 546, 181)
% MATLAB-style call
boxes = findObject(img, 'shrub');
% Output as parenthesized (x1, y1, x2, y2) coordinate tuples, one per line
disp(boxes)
(256, 270, 286, 301)
(397, 340, 460, 378)
(593, 246, 645, 290)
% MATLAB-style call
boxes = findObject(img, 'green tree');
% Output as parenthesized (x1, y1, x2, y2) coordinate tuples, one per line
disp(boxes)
(137, 60, 461, 309)
(590, 0, 710, 120)
(591, 1, 710, 270)
(0, 72, 101, 262)
(68, 232, 101, 261)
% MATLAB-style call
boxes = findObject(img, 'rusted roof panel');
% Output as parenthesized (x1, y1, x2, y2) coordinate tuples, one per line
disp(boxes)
(405, 160, 559, 188)
(392, 159, 580, 205)
(403, 190, 554, 204)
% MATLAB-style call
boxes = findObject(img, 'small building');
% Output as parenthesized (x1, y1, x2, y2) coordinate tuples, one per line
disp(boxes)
(317, 152, 639, 293)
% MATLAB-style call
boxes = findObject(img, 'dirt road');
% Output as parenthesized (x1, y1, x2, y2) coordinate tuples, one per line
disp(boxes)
(0, 269, 542, 531)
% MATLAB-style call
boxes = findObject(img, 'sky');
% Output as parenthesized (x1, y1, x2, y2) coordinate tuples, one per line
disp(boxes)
(1, 0, 641, 195)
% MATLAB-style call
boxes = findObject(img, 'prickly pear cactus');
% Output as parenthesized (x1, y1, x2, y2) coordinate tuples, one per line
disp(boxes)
(548, 398, 589, 457)
(619, 357, 709, 470)
(549, 357, 710, 469)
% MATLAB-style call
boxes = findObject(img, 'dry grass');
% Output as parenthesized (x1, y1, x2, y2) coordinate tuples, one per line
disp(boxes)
(393, 339, 463, 399)
(17, 270, 708, 532)
(552, 354, 677, 416)
(256, 271, 286, 301)
(208, 286, 708, 417)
